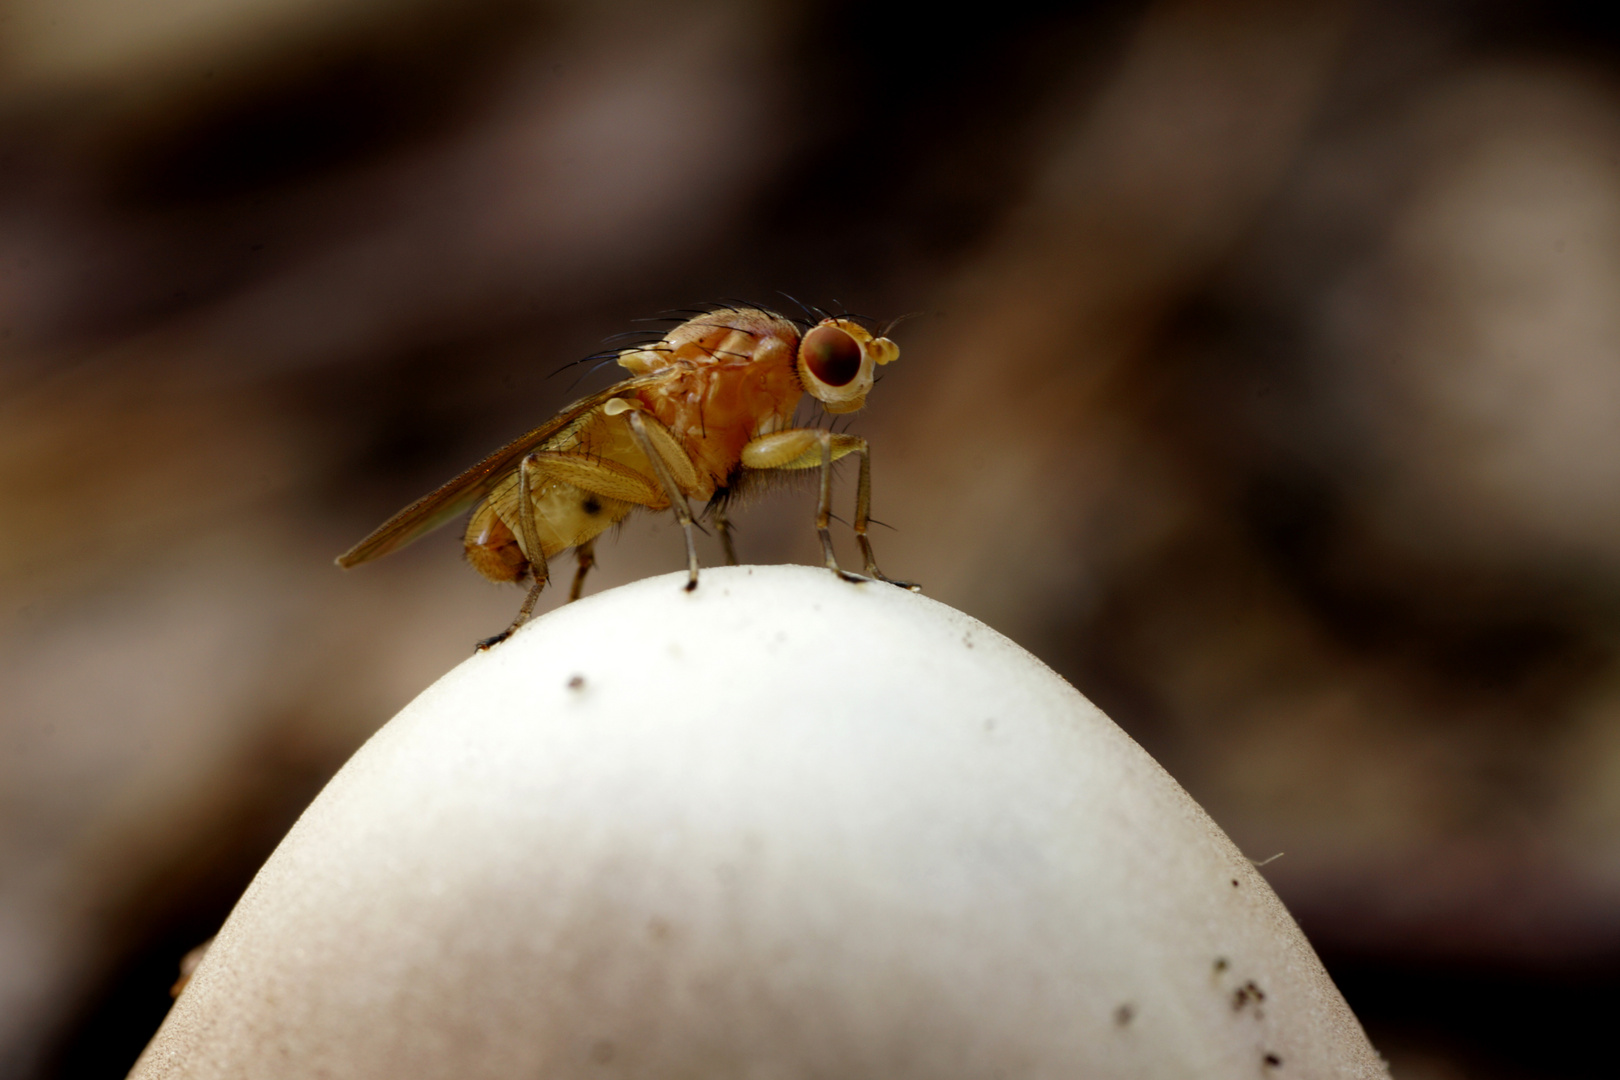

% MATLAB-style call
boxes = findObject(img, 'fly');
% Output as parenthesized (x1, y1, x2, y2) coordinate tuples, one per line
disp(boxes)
(336, 306, 917, 648)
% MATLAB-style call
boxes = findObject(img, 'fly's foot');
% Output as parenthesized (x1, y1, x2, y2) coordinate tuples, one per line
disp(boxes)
(861, 564, 921, 592)
(877, 573, 922, 593)
(684, 574, 699, 592)
(475, 630, 512, 651)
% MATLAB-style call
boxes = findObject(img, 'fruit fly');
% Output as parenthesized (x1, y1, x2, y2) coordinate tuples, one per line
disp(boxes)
(336, 306, 916, 647)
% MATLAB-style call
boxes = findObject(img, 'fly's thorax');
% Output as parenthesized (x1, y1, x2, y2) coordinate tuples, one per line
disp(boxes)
(796, 318, 899, 415)
(617, 309, 800, 375)
(629, 354, 801, 496)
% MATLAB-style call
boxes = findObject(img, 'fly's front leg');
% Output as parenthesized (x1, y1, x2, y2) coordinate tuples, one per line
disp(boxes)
(625, 410, 701, 591)
(478, 452, 551, 650)
(847, 439, 919, 591)
(812, 432, 858, 582)
(739, 428, 916, 590)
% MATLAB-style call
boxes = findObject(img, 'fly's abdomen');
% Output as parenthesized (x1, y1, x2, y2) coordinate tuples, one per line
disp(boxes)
(463, 476, 633, 585)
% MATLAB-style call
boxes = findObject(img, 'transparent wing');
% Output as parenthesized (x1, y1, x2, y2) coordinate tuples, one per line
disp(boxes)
(335, 378, 656, 568)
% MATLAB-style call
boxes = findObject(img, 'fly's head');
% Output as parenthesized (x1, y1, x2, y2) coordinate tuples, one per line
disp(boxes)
(796, 318, 900, 415)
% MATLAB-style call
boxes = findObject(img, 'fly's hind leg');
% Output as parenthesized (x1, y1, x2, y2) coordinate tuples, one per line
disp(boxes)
(477, 452, 552, 650)
(569, 537, 597, 602)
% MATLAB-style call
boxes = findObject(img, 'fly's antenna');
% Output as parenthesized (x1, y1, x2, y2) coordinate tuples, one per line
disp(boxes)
(878, 311, 926, 338)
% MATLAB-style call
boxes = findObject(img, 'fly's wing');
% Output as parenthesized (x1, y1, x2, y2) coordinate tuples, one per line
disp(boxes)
(335, 379, 656, 568)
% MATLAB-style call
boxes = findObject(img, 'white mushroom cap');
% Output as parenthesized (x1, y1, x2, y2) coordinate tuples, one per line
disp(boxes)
(132, 565, 1388, 1080)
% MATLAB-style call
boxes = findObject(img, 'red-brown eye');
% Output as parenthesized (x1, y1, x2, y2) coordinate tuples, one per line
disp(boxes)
(801, 325, 863, 387)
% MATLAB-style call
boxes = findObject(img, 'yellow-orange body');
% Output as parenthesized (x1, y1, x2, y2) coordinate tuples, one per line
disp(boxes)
(337, 306, 906, 646)
(464, 310, 806, 583)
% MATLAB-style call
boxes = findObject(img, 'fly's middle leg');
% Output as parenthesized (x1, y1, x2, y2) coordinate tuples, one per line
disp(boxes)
(625, 411, 702, 591)
(738, 428, 917, 591)
(569, 537, 597, 602)
(713, 503, 739, 566)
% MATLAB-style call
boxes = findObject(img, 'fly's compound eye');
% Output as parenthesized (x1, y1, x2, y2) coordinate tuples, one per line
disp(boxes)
(800, 325, 863, 387)
(798, 317, 894, 414)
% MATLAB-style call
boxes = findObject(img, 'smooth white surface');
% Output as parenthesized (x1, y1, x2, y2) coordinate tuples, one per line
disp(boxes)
(131, 565, 1387, 1079)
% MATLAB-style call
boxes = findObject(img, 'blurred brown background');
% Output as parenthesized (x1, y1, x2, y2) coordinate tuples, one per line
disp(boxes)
(4, 0, 1619, 1075)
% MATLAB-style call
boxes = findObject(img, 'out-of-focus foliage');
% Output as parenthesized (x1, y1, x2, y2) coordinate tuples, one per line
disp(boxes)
(4, 1, 1620, 1076)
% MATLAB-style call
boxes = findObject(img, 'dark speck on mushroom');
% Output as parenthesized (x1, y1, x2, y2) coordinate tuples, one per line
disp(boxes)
(567, 674, 586, 691)
(1232, 980, 1266, 1013)
(1264, 1052, 1282, 1068)
(1114, 1003, 1134, 1026)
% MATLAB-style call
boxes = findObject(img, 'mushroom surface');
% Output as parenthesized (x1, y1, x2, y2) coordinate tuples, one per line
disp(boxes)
(131, 565, 1388, 1079)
